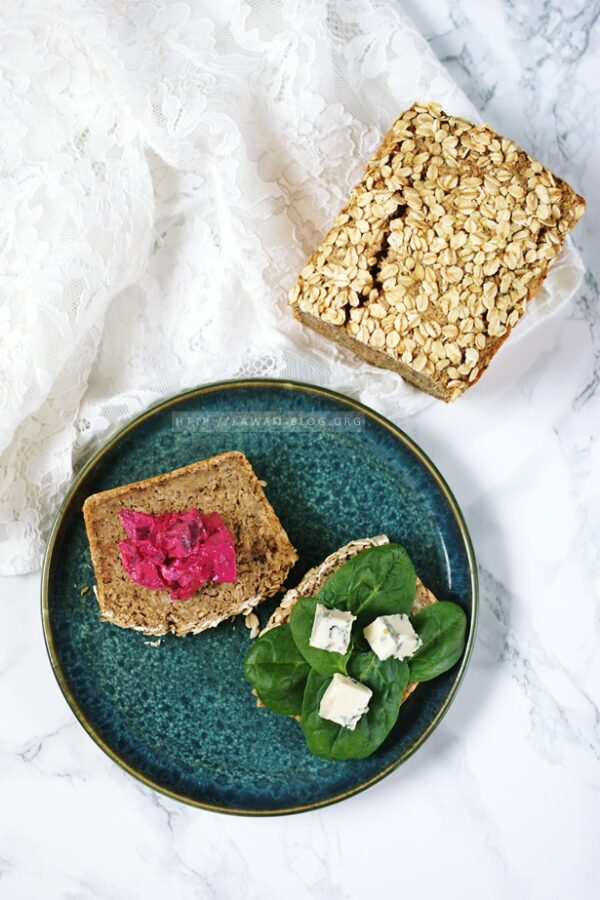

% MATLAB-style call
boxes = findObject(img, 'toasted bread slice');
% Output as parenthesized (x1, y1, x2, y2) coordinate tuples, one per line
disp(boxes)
(83, 451, 298, 636)
(261, 535, 436, 701)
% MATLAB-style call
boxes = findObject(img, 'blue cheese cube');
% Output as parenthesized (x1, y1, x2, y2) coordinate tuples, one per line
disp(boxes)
(363, 613, 422, 661)
(309, 603, 356, 654)
(319, 673, 373, 730)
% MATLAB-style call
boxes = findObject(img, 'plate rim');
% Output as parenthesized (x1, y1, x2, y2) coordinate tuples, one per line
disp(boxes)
(41, 377, 479, 816)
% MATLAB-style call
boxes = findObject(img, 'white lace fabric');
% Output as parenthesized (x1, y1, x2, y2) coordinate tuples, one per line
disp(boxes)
(0, 0, 584, 574)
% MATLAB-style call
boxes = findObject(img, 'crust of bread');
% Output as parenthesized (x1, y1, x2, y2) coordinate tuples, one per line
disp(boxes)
(293, 310, 452, 400)
(83, 451, 298, 636)
(261, 535, 437, 702)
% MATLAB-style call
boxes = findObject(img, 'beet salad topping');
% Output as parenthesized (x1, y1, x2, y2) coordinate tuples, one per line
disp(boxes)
(118, 508, 237, 600)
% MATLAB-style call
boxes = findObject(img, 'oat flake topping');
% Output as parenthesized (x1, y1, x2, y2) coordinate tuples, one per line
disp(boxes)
(288, 102, 585, 400)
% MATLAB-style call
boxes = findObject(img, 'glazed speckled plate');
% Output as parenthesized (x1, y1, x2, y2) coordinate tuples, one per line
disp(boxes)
(42, 379, 477, 815)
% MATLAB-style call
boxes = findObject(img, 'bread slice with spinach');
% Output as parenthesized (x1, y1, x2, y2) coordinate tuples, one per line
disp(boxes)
(261, 535, 437, 701)
(244, 536, 468, 760)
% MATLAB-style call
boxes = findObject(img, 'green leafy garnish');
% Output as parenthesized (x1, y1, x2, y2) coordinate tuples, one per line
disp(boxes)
(243, 625, 310, 715)
(317, 543, 416, 625)
(408, 602, 468, 682)
(300, 654, 410, 760)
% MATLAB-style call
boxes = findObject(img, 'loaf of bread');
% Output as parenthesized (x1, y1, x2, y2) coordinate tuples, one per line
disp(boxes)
(260, 535, 437, 702)
(83, 451, 298, 636)
(288, 102, 585, 401)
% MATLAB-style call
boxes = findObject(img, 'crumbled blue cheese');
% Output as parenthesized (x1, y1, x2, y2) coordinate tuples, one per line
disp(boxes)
(363, 614, 422, 661)
(309, 603, 356, 654)
(319, 673, 373, 730)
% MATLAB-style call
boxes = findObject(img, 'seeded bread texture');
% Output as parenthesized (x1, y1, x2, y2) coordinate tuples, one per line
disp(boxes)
(260, 535, 436, 702)
(288, 102, 586, 401)
(83, 451, 298, 636)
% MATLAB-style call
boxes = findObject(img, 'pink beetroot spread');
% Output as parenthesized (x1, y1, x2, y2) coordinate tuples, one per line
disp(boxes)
(118, 508, 237, 600)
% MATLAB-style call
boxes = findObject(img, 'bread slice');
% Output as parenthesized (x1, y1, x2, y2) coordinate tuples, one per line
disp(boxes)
(288, 102, 586, 401)
(260, 535, 436, 702)
(83, 451, 298, 636)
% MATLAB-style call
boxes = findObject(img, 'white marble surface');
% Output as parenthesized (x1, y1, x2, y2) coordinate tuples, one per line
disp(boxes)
(1, 2, 599, 898)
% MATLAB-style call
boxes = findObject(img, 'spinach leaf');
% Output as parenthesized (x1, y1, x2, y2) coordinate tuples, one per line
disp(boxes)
(408, 601, 467, 682)
(289, 596, 353, 676)
(317, 543, 416, 625)
(300, 652, 410, 760)
(243, 625, 310, 715)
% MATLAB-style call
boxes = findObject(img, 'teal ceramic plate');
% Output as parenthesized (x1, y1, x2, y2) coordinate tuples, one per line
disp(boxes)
(42, 379, 477, 815)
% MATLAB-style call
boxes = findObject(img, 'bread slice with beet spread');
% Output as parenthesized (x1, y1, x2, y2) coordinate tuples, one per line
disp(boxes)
(83, 451, 298, 636)
(259, 534, 437, 702)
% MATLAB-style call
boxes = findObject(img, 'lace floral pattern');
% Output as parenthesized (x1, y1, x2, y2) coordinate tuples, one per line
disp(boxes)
(0, 0, 584, 573)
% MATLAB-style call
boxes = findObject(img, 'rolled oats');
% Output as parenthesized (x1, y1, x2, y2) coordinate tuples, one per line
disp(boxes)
(288, 102, 585, 400)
